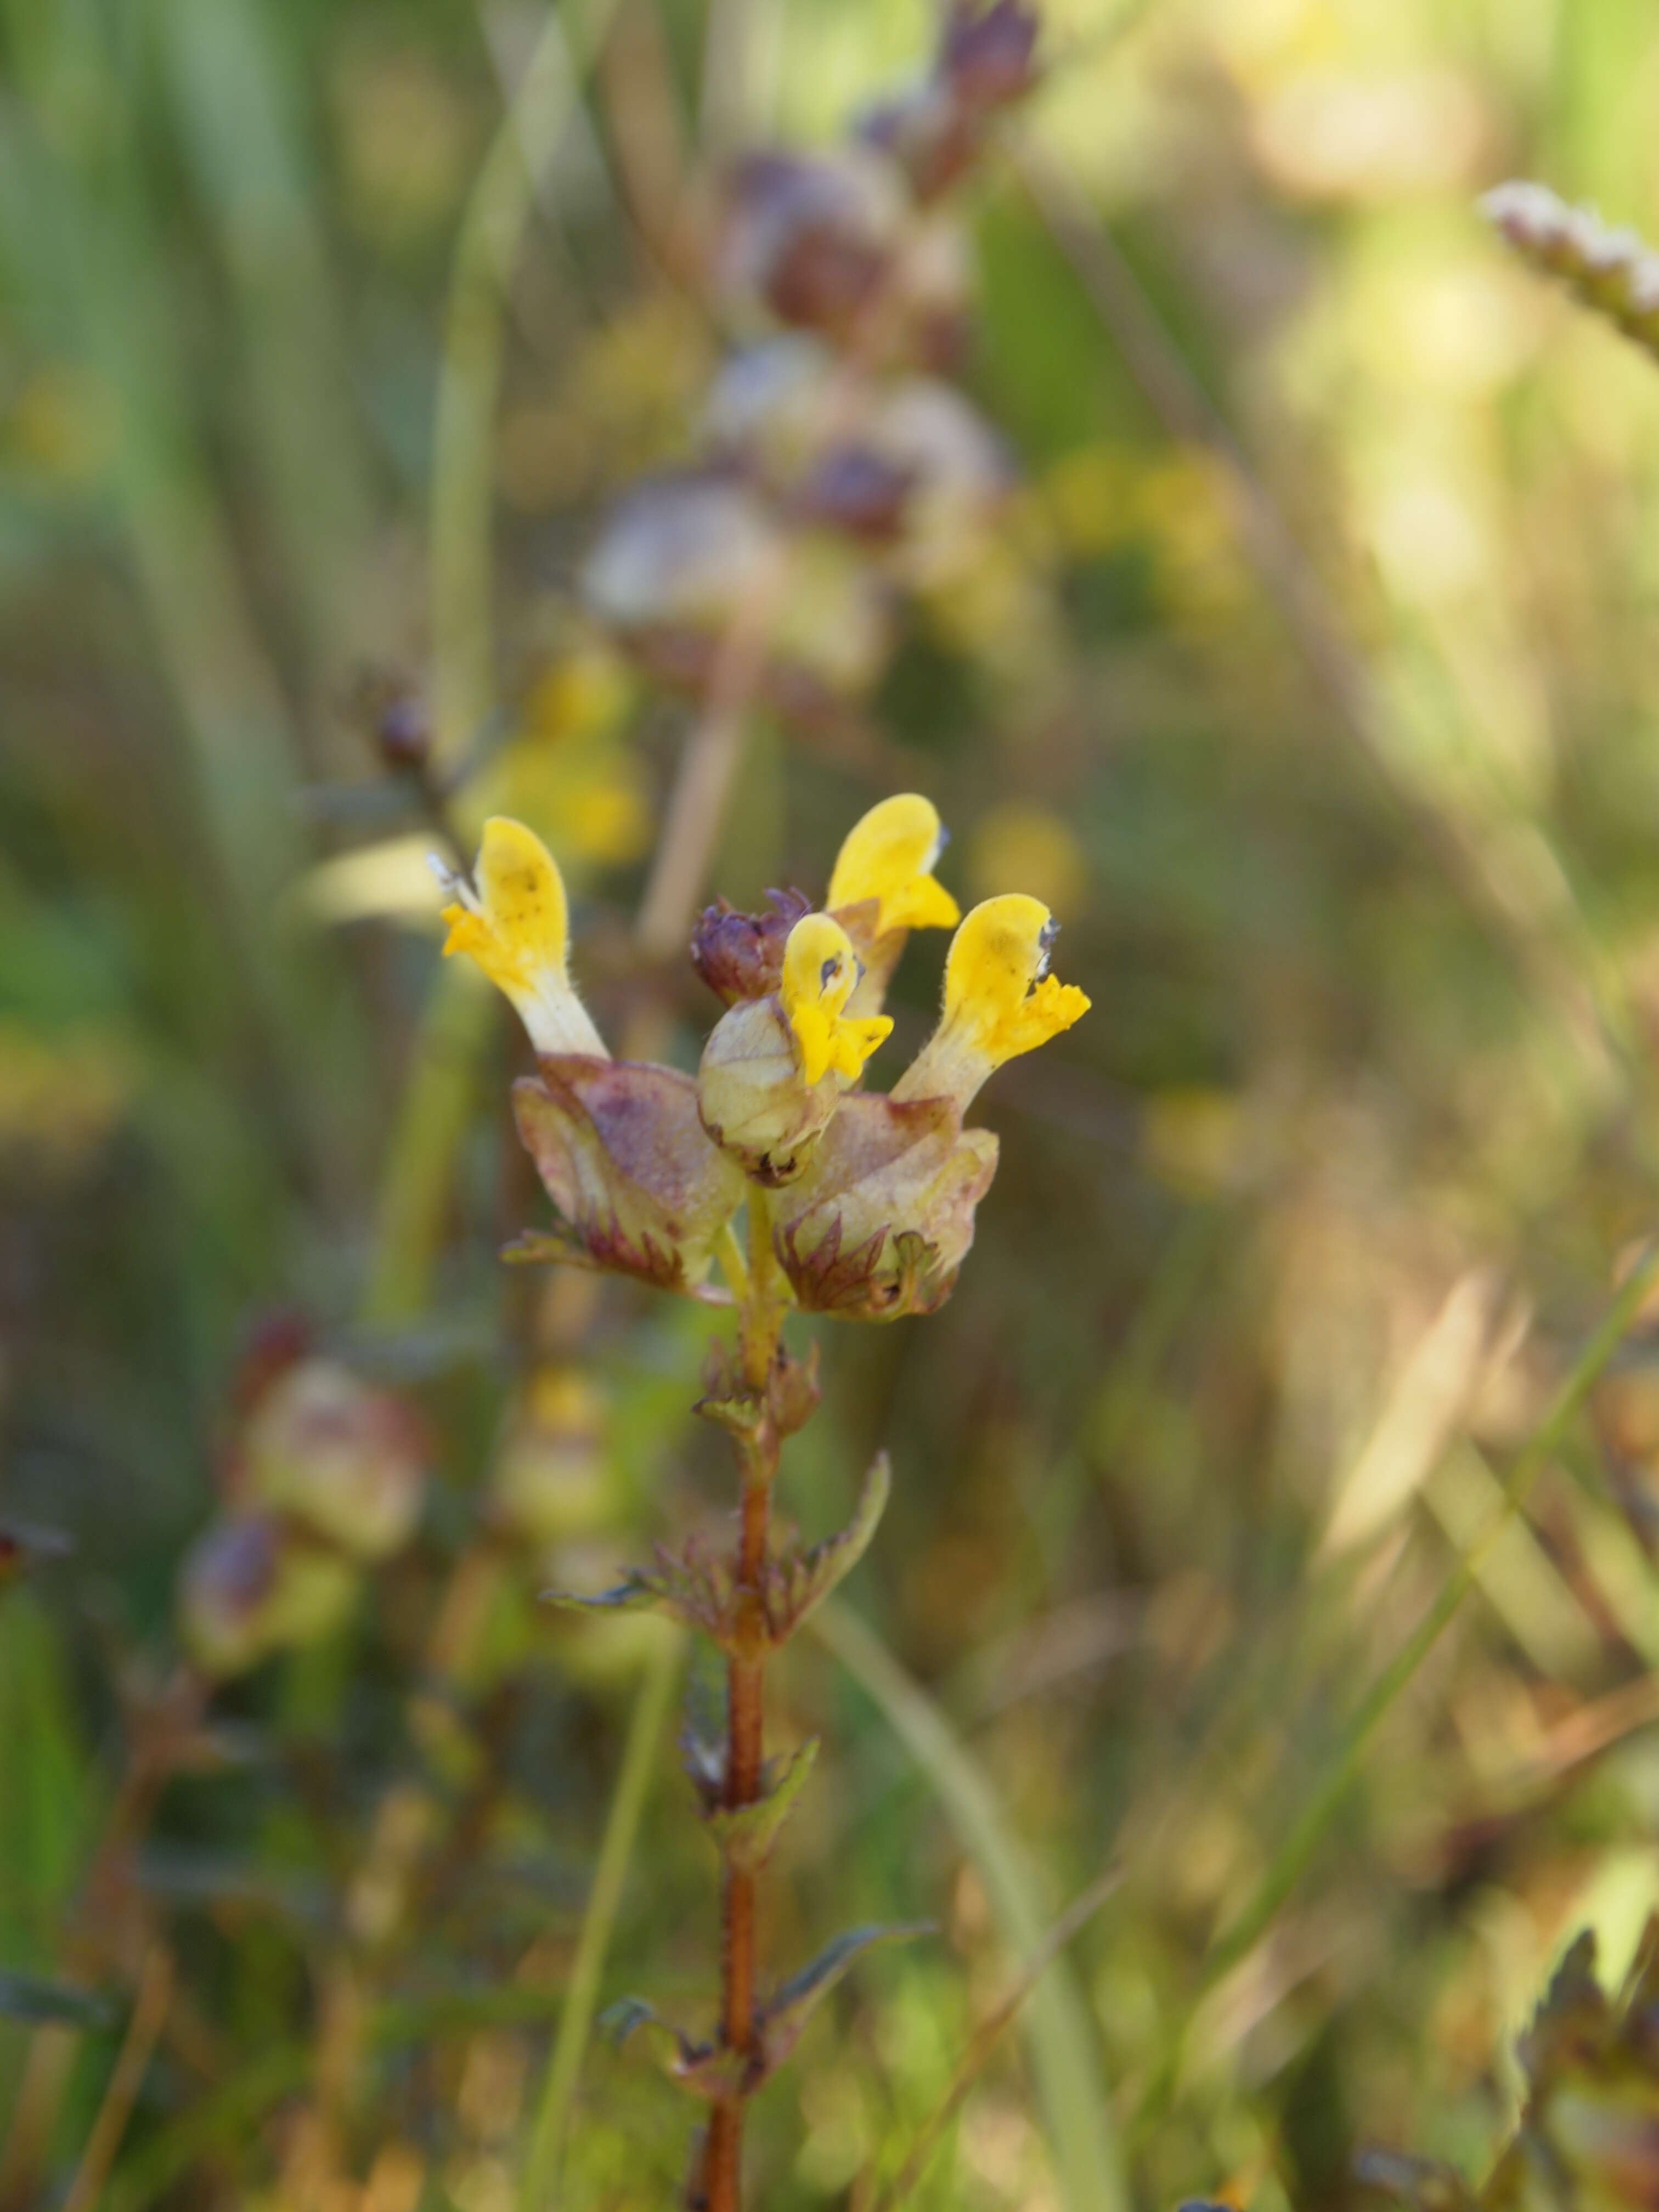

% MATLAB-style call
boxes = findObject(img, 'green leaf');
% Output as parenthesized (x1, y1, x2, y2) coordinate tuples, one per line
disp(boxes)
(0, 1590, 93, 1970)
(760, 1921, 932, 2072)
(543, 1570, 665, 1616)
(771, 1453, 890, 1637)
(703, 1738, 820, 1874)
(544, 1543, 736, 1643)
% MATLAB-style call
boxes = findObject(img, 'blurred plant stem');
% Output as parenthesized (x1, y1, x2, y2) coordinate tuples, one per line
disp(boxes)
(0, 1660, 205, 2212)
(60, 1945, 173, 2212)
(1133, 1238, 1659, 2132)
(1007, 128, 1628, 1093)
(107, 1976, 620, 2212)
(433, 0, 620, 764)
(157, 0, 379, 721)
(872, 1863, 1122, 2212)
(520, 1623, 683, 2208)
(367, 0, 628, 1322)
(0, 0, 358, 1200)
(362, 962, 497, 1325)
(811, 1599, 1128, 2212)
(635, 567, 788, 964)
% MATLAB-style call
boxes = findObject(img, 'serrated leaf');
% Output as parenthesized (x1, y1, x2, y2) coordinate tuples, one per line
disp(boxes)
(771, 1453, 890, 1637)
(692, 1386, 765, 1440)
(502, 1225, 599, 1270)
(547, 1543, 738, 1643)
(703, 1738, 819, 1874)
(760, 1920, 932, 2072)
(0, 1971, 116, 2030)
(503, 1227, 731, 1303)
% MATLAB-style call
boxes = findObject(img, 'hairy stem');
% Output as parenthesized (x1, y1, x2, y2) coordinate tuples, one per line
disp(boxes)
(701, 1199, 787, 2212)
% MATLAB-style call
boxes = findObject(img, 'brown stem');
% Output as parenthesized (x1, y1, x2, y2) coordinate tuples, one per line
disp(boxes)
(699, 1204, 787, 2212)
(634, 564, 786, 966)
(61, 1943, 174, 2212)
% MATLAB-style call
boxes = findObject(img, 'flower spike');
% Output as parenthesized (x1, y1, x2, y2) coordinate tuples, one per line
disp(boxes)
(827, 793, 959, 936)
(781, 914, 892, 1086)
(436, 817, 608, 1058)
(894, 893, 1088, 1111)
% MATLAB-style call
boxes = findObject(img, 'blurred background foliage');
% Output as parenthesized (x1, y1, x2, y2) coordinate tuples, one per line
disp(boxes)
(11, 0, 1659, 2207)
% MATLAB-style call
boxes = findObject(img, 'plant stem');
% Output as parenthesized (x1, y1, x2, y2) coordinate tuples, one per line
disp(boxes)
(521, 1624, 684, 2209)
(61, 1945, 174, 2212)
(431, 0, 620, 763)
(635, 561, 788, 965)
(701, 1197, 787, 2212)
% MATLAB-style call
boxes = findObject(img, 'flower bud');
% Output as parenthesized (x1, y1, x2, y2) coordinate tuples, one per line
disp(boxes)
(701, 343, 957, 546)
(797, 443, 917, 543)
(239, 1357, 427, 1562)
(584, 473, 890, 714)
(702, 336, 831, 476)
(1483, 183, 1659, 360)
(582, 471, 781, 644)
(698, 915, 890, 1184)
(862, 380, 1012, 586)
(717, 149, 905, 338)
(697, 999, 841, 1187)
(772, 1092, 997, 1319)
(514, 1057, 745, 1290)
(178, 1514, 359, 1679)
(939, 1, 1041, 112)
(490, 1368, 614, 1546)
(691, 889, 811, 1007)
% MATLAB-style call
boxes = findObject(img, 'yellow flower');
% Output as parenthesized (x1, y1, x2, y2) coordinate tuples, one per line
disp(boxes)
(894, 893, 1089, 1111)
(435, 818, 608, 1057)
(780, 914, 892, 1086)
(698, 913, 890, 1184)
(828, 792, 960, 1019)
(827, 793, 960, 937)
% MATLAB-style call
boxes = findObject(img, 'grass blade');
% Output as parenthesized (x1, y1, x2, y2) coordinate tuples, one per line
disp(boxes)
(520, 1627, 684, 2211)
(811, 1599, 1127, 2212)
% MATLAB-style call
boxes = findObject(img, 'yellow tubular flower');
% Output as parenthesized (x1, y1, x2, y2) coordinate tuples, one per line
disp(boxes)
(780, 914, 892, 1087)
(827, 793, 961, 936)
(893, 894, 1089, 1111)
(436, 817, 608, 1058)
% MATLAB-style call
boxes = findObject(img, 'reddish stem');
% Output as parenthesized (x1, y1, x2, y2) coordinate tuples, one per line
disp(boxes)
(701, 1240, 784, 2212)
